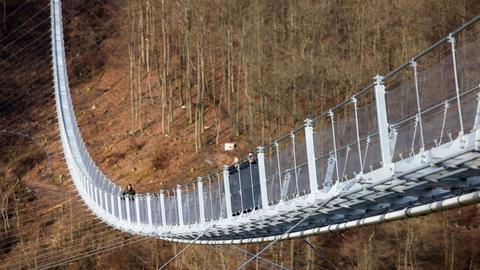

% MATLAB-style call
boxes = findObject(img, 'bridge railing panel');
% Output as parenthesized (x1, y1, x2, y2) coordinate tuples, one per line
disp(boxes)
(203, 177, 214, 221)
(217, 172, 228, 218)
(385, 38, 474, 156)
(385, 65, 421, 161)
(332, 101, 362, 180)
(238, 163, 250, 212)
(164, 190, 178, 226)
(96, 188, 103, 209)
(138, 195, 149, 225)
(182, 182, 199, 225)
(277, 135, 298, 200)
(457, 25, 480, 92)
(240, 162, 261, 210)
(129, 196, 138, 224)
(264, 145, 281, 205)
(103, 191, 109, 213)
(313, 115, 335, 189)
(456, 30, 480, 132)
(356, 90, 382, 172)
(150, 194, 163, 226)
(119, 196, 127, 221)
(417, 42, 462, 149)
(112, 193, 120, 218)
(181, 185, 191, 224)
(227, 155, 260, 214)
(228, 165, 243, 215)
(98, 188, 105, 210)
(251, 163, 262, 209)
(204, 172, 226, 221)
(192, 183, 200, 223)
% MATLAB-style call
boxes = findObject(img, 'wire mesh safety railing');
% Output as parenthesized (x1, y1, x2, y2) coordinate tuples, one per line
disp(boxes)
(385, 26, 480, 161)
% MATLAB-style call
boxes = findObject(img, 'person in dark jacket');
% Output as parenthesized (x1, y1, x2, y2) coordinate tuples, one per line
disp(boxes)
(122, 184, 136, 200)
(228, 157, 240, 175)
(248, 152, 257, 165)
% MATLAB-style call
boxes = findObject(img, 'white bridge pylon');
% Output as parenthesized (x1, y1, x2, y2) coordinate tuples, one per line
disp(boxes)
(51, 0, 480, 245)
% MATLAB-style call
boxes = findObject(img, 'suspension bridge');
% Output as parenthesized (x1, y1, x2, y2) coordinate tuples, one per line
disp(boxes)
(2, 0, 480, 268)
(52, 0, 480, 243)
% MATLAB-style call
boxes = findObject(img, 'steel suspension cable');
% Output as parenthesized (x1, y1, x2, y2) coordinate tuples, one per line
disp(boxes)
(157, 225, 215, 270)
(0, 3, 50, 46)
(302, 238, 339, 270)
(234, 195, 339, 270)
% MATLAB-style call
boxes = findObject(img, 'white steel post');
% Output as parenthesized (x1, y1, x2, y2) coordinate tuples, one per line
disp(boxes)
(197, 178, 206, 223)
(223, 166, 233, 217)
(176, 185, 184, 226)
(374, 75, 393, 169)
(159, 190, 166, 226)
(257, 146, 269, 208)
(146, 193, 153, 227)
(304, 119, 318, 193)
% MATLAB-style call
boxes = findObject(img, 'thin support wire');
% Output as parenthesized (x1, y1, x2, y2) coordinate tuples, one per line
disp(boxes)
(411, 60, 426, 150)
(329, 110, 340, 182)
(448, 34, 465, 135)
(158, 226, 214, 270)
(234, 195, 338, 270)
(352, 97, 364, 173)
(302, 239, 339, 270)
(275, 141, 283, 201)
(230, 245, 291, 270)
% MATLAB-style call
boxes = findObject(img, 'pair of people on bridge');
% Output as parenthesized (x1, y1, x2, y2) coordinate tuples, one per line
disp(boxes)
(228, 153, 257, 175)
(121, 184, 136, 200)
(229, 153, 261, 217)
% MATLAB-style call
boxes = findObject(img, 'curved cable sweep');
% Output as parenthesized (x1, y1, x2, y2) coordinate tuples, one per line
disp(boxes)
(51, 0, 480, 245)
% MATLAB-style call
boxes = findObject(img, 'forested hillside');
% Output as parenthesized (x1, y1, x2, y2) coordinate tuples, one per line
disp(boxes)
(1, 0, 480, 269)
